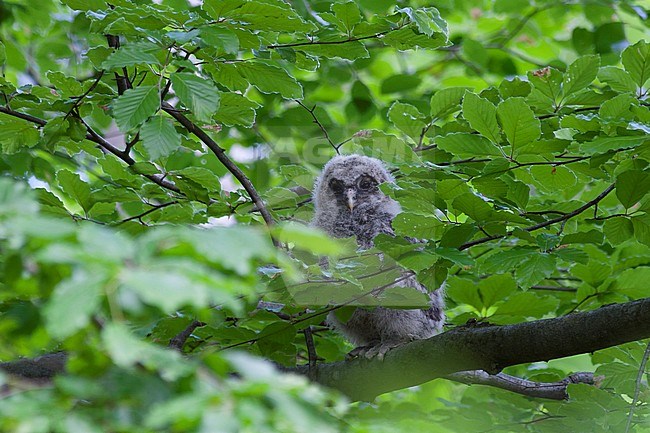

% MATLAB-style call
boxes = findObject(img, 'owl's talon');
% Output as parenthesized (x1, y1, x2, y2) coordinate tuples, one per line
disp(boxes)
(347, 342, 403, 360)
(346, 344, 374, 359)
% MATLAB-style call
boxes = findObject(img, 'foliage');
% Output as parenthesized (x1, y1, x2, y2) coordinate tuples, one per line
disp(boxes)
(1, 0, 650, 431)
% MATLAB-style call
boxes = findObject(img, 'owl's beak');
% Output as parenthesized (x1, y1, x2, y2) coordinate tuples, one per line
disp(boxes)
(346, 190, 356, 210)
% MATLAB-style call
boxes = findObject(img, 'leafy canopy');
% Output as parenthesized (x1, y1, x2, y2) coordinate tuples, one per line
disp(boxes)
(1, 0, 650, 432)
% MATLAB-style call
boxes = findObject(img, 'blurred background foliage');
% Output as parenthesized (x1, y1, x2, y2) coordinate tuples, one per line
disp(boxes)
(1, 0, 650, 431)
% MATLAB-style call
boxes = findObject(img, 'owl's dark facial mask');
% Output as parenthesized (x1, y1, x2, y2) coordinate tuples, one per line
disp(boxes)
(328, 174, 381, 211)
(328, 175, 378, 194)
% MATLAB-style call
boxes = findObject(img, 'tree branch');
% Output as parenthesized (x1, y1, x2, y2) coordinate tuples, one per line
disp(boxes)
(161, 102, 275, 229)
(2, 298, 650, 402)
(0, 105, 181, 194)
(168, 320, 205, 351)
(267, 29, 394, 49)
(446, 370, 596, 400)
(287, 297, 650, 401)
(105, 35, 132, 94)
(459, 183, 615, 250)
(296, 100, 340, 155)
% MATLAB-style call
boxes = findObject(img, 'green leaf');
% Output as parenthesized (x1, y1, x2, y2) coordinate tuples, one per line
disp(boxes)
(492, 292, 559, 323)
(202, 0, 244, 20)
(435, 133, 502, 157)
(113, 85, 160, 131)
(331, 1, 362, 32)
(387, 102, 426, 143)
(397, 7, 448, 38)
(381, 74, 422, 94)
(561, 230, 604, 245)
(529, 166, 577, 192)
(613, 266, 650, 299)
(214, 92, 258, 127)
(446, 277, 482, 311)
(101, 41, 161, 69)
(434, 247, 474, 267)
(44, 272, 105, 339)
(562, 55, 600, 97)
(392, 213, 445, 239)
(632, 215, 650, 246)
(430, 87, 467, 119)
(579, 135, 647, 155)
(103, 323, 191, 380)
(222, 0, 317, 33)
(516, 254, 556, 288)
(121, 267, 212, 313)
(462, 92, 501, 143)
(604, 217, 634, 245)
(273, 222, 347, 255)
(57, 169, 94, 213)
(176, 167, 221, 191)
(479, 274, 517, 309)
(616, 170, 650, 208)
(553, 248, 589, 265)
(46, 71, 83, 97)
(496, 97, 540, 151)
(527, 67, 563, 108)
(258, 322, 297, 356)
(0, 119, 40, 154)
(621, 40, 650, 88)
(235, 62, 303, 99)
(382, 26, 448, 50)
(481, 247, 536, 274)
(199, 27, 239, 54)
(140, 115, 181, 159)
(170, 73, 220, 122)
(599, 93, 635, 120)
(598, 66, 637, 93)
(453, 193, 493, 222)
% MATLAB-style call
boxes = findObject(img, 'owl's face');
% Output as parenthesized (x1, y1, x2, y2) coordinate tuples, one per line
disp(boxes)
(314, 155, 393, 216)
(327, 174, 379, 212)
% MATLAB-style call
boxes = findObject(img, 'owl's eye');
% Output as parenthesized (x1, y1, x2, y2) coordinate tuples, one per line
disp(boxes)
(329, 179, 344, 194)
(358, 176, 376, 191)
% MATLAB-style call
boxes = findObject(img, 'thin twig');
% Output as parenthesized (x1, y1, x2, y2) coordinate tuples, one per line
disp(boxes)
(625, 341, 650, 433)
(0, 105, 181, 194)
(65, 71, 105, 119)
(446, 370, 595, 400)
(117, 201, 179, 225)
(304, 326, 317, 371)
(267, 28, 397, 49)
(218, 273, 413, 351)
(459, 183, 615, 250)
(296, 100, 340, 155)
(161, 102, 276, 230)
(105, 35, 132, 94)
(530, 285, 577, 292)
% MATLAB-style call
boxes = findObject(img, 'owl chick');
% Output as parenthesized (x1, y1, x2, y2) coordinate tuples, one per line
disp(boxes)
(312, 155, 445, 359)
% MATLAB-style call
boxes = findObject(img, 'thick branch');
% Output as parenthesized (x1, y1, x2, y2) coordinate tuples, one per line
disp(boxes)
(289, 297, 650, 401)
(161, 102, 275, 228)
(446, 370, 595, 400)
(4, 299, 648, 402)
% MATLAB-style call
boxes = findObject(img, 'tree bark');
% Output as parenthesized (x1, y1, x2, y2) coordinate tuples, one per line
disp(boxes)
(289, 297, 650, 401)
